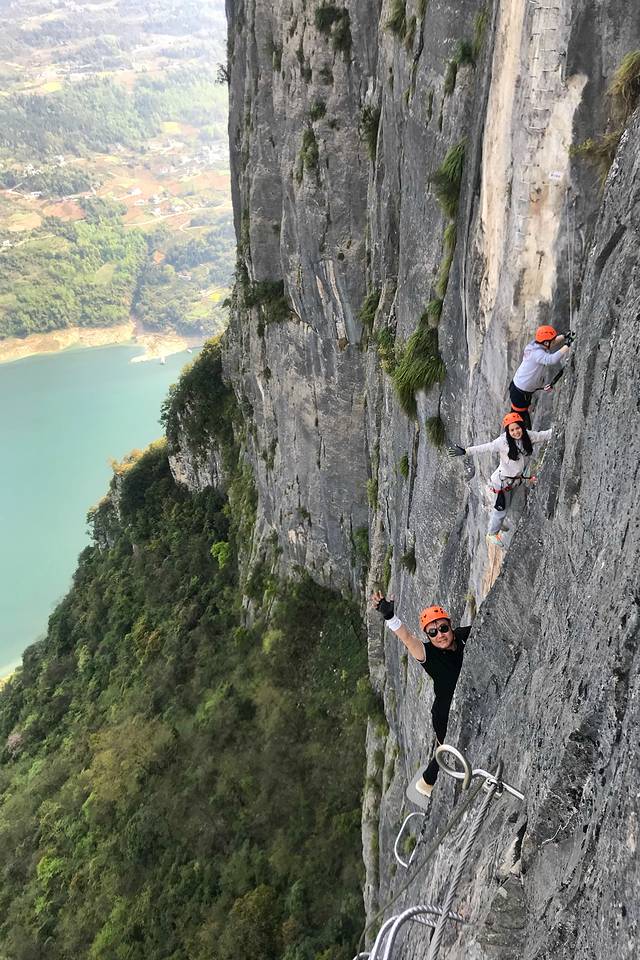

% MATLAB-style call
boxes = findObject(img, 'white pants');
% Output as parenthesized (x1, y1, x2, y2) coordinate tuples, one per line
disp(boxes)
(488, 488, 514, 534)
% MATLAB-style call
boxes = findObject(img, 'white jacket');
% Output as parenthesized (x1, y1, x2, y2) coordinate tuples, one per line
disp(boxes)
(513, 341, 569, 392)
(466, 430, 551, 489)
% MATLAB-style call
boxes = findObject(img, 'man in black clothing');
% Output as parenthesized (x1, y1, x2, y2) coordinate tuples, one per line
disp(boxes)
(372, 591, 472, 800)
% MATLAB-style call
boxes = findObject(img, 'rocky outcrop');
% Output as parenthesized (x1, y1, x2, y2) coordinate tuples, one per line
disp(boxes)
(168, 441, 225, 493)
(220, 0, 640, 953)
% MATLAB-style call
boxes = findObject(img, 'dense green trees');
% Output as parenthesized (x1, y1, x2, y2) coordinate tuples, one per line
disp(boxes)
(0, 69, 227, 162)
(132, 217, 235, 336)
(0, 164, 98, 197)
(0, 209, 233, 340)
(0, 206, 147, 338)
(0, 343, 369, 959)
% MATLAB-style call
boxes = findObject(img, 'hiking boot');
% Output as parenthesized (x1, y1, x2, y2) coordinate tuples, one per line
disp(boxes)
(486, 532, 506, 548)
(415, 777, 433, 799)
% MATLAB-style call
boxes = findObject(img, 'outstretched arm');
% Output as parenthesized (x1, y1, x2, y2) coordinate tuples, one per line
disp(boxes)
(371, 591, 426, 662)
(448, 436, 501, 459)
(528, 429, 552, 443)
(464, 436, 503, 456)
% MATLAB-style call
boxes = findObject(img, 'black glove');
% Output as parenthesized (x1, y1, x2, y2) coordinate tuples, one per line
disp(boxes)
(447, 444, 466, 458)
(376, 597, 395, 620)
(563, 330, 576, 345)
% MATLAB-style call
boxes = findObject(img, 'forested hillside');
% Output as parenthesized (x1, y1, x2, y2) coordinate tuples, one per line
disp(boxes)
(0, 342, 370, 958)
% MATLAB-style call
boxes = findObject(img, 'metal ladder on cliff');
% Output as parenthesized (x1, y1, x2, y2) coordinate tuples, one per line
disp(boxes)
(354, 746, 525, 960)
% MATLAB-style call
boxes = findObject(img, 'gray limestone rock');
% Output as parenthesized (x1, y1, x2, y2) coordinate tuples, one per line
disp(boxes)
(212, 0, 640, 954)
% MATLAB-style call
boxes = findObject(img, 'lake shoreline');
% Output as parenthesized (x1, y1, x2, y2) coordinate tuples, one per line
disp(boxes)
(1, 343, 196, 675)
(0, 322, 206, 366)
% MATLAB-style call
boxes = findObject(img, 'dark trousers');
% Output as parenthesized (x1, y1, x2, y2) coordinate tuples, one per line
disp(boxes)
(508, 381, 532, 430)
(423, 698, 451, 785)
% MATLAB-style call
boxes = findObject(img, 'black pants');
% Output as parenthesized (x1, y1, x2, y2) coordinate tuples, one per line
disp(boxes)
(423, 698, 451, 785)
(508, 381, 532, 430)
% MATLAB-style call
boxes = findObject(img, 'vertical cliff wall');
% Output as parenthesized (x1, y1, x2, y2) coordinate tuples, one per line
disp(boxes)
(222, 0, 379, 590)
(213, 0, 640, 953)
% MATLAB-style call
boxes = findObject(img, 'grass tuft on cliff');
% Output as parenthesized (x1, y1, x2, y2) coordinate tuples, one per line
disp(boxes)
(472, 7, 488, 60)
(392, 325, 446, 419)
(400, 544, 416, 573)
(570, 134, 621, 184)
(376, 326, 396, 372)
(359, 287, 381, 338)
(398, 453, 410, 479)
(608, 50, 640, 123)
(386, 0, 407, 37)
(444, 60, 457, 95)
(430, 139, 466, 218)
(360, 105, 381, 161)
(245, 278, 292, 324)
(425, 414, 446, 448)
(573, 51, 640, 183)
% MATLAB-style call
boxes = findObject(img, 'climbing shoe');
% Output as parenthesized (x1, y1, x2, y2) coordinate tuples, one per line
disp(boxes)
(415, 777, 433, 799)
(486, 532, 506, 548)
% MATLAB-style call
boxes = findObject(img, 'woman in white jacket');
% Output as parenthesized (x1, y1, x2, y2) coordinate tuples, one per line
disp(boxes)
(448, 412, 551, 546)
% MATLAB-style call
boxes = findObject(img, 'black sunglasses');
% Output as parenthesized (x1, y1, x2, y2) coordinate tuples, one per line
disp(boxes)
(426, 623, 451, 638)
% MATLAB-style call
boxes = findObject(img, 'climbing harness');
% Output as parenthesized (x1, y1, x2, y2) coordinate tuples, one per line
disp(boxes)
(490, 470, 535, 495)
(356, 745, 525, 960)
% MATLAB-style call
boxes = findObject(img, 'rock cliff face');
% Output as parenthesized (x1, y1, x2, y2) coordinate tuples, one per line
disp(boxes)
(195, 0, 640, 954)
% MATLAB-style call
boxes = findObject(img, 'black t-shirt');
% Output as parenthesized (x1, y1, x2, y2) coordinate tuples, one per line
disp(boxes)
(419, 626, 471, 703)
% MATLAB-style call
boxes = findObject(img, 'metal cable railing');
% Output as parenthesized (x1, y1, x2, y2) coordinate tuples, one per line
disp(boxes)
(356, 745, 525, 960)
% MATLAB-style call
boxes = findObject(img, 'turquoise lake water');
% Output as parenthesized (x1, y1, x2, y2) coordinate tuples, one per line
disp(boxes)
(0, 344, 194, 677)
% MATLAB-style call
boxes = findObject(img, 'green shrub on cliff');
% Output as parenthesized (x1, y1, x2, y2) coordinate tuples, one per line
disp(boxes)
(244, 279, 292, 324)
(315, 4, 351, 54)
(161, 336, 234, 458)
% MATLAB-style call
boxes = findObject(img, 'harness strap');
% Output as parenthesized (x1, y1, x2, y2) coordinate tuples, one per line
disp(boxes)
(491, 476, 526, 494)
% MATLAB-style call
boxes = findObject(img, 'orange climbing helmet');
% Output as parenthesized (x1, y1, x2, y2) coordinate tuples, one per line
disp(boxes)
(535, 324, 558, 344)
(502, 412, 524, 428)
(420, 605, 451, 630)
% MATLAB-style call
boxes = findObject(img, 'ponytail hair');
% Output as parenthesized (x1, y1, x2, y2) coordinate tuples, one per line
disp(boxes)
(505, 425, 533, 460)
